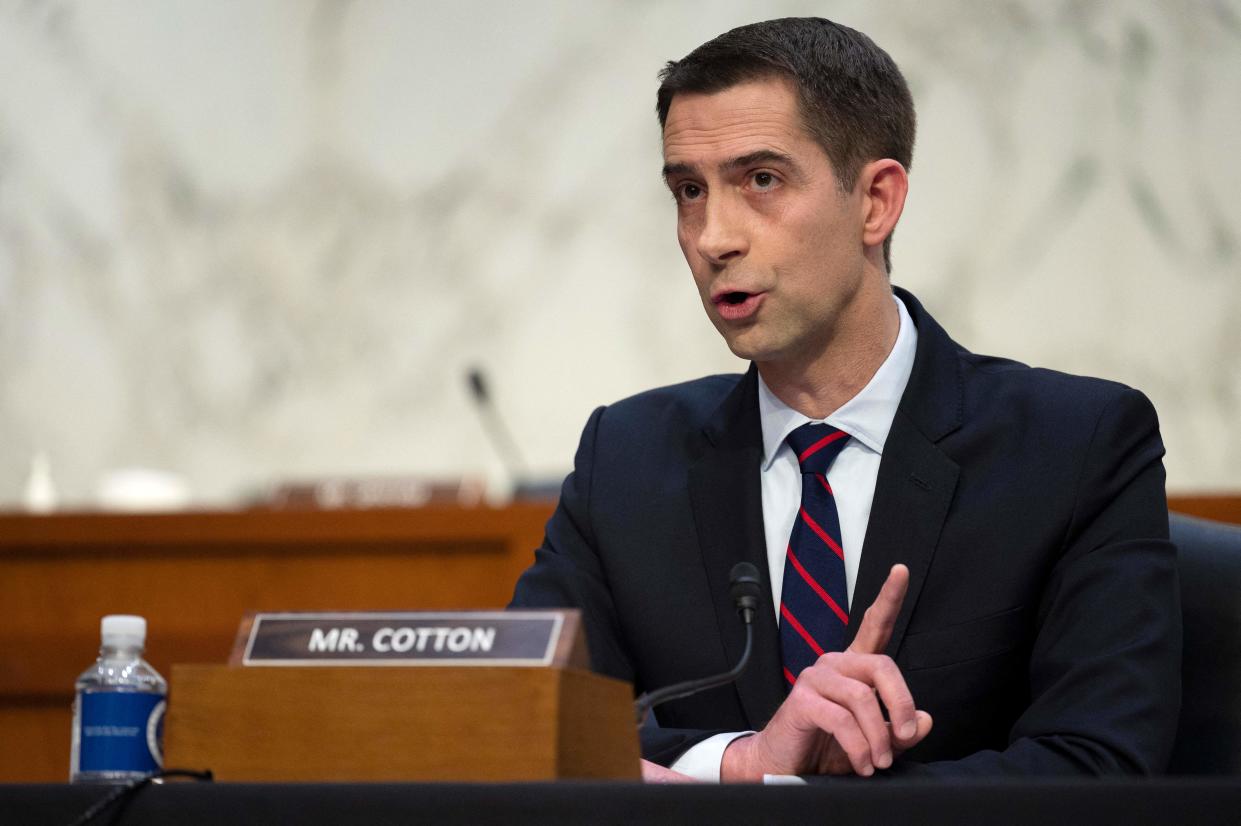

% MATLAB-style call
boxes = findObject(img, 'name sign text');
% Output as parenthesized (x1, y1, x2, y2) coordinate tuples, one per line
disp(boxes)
(241, 611, 565, 666)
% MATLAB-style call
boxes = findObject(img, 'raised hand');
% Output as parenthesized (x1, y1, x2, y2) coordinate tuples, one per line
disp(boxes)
(721, 564, 932, 780)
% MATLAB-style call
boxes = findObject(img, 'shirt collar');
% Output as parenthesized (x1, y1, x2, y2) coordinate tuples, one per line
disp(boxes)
(758, 293, 918, 470)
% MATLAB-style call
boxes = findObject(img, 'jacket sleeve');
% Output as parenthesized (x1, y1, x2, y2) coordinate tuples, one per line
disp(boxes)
(891, 388, 1182, 776)
(507, 405, 724, 764)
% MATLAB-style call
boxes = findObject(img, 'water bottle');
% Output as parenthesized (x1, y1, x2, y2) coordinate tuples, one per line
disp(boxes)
(69, 615, 167, 783)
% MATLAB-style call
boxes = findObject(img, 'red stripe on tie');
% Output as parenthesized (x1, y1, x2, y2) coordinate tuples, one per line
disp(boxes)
(780, 602, 825, 657)
(784, 666, 797, 686)
(799, 507, 845, 559)
(798, 429, 847, 462)
(817, 473, 833, 496)
(786, 548, 849, 625)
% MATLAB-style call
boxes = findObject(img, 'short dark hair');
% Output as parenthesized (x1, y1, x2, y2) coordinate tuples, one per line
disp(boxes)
(656, 18, 915, 271)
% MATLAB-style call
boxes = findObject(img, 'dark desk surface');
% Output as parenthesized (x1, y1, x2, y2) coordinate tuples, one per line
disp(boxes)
(7, 779, 1241, 826)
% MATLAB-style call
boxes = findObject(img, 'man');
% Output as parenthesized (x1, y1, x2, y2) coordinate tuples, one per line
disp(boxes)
(510, 17, 1180, 781)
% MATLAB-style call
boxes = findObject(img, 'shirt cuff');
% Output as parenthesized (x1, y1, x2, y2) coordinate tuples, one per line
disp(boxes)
(668, 731, 754, 783)
(763, 773, 808, 785)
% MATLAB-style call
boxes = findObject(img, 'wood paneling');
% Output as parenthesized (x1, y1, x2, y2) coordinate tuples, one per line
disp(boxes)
(1168, 495, 1241, 527)
(0, 504, 554, 782)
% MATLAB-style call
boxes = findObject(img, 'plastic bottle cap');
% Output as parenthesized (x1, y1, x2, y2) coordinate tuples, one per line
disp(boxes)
(101, 614, 147, 648)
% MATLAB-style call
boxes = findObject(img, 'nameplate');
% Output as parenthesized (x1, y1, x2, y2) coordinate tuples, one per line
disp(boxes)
(238, 611, 571, 667)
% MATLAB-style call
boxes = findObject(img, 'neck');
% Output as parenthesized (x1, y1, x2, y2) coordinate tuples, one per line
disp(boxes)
(757, 278, 899, 420)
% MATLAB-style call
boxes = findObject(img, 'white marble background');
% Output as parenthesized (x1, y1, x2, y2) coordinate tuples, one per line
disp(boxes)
(0, 0, 1238, 506)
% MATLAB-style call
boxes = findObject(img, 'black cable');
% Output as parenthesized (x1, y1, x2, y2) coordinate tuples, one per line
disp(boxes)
(633, 621, 754, 726)
(67, 768, 213, 826)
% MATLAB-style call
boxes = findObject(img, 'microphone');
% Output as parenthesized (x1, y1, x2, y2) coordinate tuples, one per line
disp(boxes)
(633, 562, 763, 726)
(465, 366, 529, 480)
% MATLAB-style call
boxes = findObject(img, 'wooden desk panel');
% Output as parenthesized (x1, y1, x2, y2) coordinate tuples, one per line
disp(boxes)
(0, 504, 554, 781)
(1168, 494, 1241, 526)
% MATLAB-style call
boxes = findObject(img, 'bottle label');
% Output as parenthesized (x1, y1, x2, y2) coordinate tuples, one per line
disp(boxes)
(77, 691, 165, 774)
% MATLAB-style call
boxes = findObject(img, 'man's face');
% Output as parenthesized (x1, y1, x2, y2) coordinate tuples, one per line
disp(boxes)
(662, 77, 868, 368)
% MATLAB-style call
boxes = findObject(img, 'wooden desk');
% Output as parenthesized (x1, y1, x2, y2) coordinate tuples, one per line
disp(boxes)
(0, 504, 554, 781)
(1167, 494, 1241, 526)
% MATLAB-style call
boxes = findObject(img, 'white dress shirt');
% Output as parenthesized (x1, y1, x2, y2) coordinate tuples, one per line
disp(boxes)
(669, 294, 918, 782)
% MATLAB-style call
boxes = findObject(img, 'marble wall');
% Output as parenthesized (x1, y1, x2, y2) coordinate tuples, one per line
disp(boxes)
(0, 0, 1238, 506)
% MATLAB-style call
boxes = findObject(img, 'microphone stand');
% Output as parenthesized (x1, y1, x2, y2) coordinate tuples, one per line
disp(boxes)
(633, 562, 762, 726)
(633, 621, 753, 726)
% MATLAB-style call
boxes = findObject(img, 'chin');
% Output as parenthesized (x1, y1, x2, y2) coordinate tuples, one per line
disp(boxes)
(714, 320, 791, 363)
(721, 335, 774, 363)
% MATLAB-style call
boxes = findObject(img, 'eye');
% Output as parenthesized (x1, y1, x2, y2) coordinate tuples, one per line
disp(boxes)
(751, 171, 778, 191)
(676, 182, 705, 203)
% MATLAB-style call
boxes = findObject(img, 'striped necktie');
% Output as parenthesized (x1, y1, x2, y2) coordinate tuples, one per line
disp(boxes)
(779, 422, 851, 688)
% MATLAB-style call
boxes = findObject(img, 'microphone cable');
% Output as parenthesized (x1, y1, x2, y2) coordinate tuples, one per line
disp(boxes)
(66, 768, 214, 826)
(633, 562, 763, 726)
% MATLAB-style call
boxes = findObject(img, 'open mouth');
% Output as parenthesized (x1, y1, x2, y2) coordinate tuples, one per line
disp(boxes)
(712, 290, 764, 320)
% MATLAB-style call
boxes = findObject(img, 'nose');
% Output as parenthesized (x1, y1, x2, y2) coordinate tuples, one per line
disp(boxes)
(696, 193, 748, 266)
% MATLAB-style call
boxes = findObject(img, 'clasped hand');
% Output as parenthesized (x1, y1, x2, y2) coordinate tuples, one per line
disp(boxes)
(722, 563, 932, 780)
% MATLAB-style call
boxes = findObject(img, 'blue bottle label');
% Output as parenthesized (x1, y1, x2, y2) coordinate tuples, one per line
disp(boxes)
(78, 691, 165, 774)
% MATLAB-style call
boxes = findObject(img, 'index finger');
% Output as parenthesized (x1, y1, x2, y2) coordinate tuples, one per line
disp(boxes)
(848, 563, 909, 654)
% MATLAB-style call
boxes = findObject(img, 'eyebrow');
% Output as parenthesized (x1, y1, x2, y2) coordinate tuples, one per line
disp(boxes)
(661, 150, 800, 185)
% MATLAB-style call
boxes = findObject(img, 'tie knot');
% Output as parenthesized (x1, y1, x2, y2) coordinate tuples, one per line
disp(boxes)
(786, 422, 849, 474)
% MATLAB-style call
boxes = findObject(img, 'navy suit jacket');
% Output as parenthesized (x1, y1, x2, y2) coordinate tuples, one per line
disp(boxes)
(510, 288, 1181, 775)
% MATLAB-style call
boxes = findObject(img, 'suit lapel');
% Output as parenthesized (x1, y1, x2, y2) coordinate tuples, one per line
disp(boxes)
(848, 408, 959, 655)
(848, 289, 964, 657)
(687, 366, 786, 728)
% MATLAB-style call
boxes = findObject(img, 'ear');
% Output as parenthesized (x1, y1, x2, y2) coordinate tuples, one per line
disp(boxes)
(857, 159, 908, 251)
